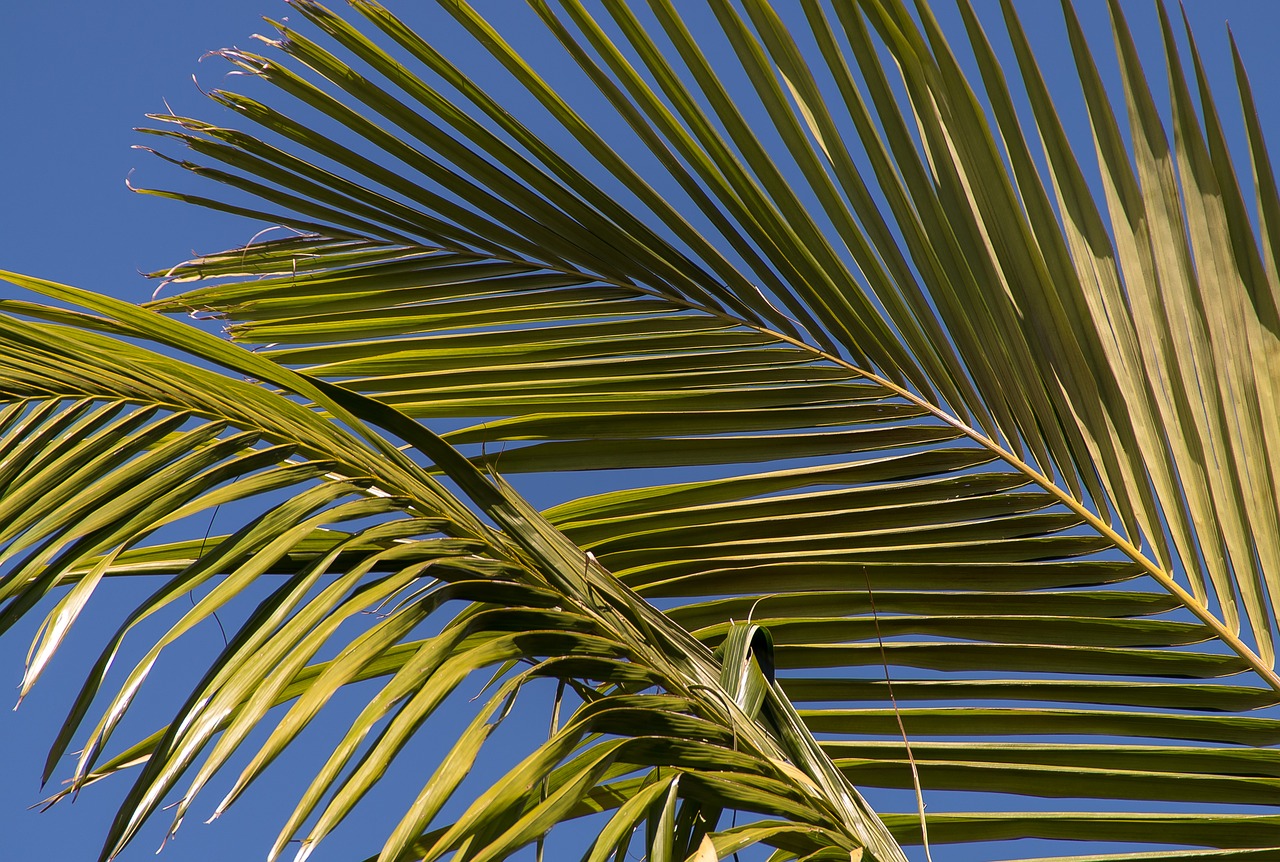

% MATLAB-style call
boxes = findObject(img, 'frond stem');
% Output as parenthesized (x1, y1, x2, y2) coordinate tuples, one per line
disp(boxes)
(176, 237, 1280, 691)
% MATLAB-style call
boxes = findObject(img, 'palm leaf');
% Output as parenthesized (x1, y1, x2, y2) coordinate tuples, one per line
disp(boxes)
(0, 276, 906, 862)
(3, 1, 1279, 861)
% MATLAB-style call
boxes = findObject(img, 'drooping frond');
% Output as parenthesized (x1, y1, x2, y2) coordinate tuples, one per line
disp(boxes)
(0, 276, 911, 862)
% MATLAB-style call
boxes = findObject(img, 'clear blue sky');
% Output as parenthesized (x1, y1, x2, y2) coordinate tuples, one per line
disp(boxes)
(3, 2, 1280, 861)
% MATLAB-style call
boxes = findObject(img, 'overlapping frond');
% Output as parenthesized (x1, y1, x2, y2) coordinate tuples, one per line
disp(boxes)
(4, 0, 1280, 861)
(0, 281, 912, 862)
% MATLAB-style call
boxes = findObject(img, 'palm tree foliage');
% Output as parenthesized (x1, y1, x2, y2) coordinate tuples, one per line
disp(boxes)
(2, 0, 1279, 860)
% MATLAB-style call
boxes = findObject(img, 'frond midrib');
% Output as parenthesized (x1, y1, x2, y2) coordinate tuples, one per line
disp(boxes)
(334, 240, 1280, 694)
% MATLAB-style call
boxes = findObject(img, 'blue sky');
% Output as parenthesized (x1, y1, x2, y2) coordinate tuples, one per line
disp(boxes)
(3, 2, 1280, 861)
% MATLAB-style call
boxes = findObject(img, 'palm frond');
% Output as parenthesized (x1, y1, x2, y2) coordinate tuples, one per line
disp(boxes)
(4, 0, 1280, 861)
(1, 278, 907, 862)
